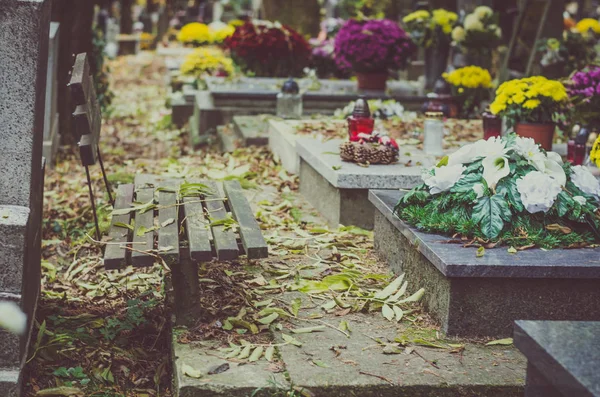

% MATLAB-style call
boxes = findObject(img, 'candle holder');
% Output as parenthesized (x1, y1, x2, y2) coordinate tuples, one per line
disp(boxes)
(347, 97, 375, 142)
(482, 111, 502, 140)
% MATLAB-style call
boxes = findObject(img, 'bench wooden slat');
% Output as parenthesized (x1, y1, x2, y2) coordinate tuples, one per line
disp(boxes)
(223, 180, 268, 259)
(104, 184, 135, 270)
(158, 189, 179, 265)
(183, 196, 212, 262)
(131, 187, 156, 267)
(204, 181, 239, 261)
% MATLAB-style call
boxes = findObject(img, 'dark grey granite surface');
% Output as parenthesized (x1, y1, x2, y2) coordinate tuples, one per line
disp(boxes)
(369, 189, 600, 279)
(514, 321, 600, 397)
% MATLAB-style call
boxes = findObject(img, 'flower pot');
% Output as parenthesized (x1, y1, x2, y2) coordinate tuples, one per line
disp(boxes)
(515, 122, 555, 151)
(356, 72, 388, 91)
(424, 44, 450, 91)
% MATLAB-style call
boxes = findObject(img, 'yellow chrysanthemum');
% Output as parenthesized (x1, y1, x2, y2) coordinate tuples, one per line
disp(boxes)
(591, 135, 600, 168)
(523, 99, 541, 109)
(432, 9, 458, 34)
(178, 22, 212, 44)
(576, 18, 600, 34)
(180, 47, 235, 78)
(211, 24, 235, 43)
(443, 66, 493, 89)
(228, 19, 245, 27)
(402, 10, 431, 24)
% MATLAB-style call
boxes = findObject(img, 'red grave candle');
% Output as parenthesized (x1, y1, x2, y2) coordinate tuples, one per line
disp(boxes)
(347, 97, 374, 141)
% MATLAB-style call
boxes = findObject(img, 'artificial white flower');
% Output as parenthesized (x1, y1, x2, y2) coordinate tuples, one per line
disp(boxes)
(482, 155, 510, 188)
(474, 6, 493, 19)
(546, 151, 564, 164)
(448, 137, 507, 166)
(0, 301, 27, 335)
(464, 13, 484, 31)
(574, 196, 587, 206)
(451, 26, 466, 42)
(533, 158, 567, 187)
(514, 137, 542, 164)
(571, 165, 600, 196)
(516, 171, 562, 213)
(473, 183, 485, 199)
(447, 142, 478, 166)
(422, 164, 465, 195)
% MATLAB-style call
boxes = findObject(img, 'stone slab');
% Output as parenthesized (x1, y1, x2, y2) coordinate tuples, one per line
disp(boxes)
(205, 77, 426, 112)
(43, 22, 59, 166)
(296, 137, 436, 189)
(216, 125, 238, 153)
(276, 296, 525, 397)
(514, 321, 600, 397)
(0, 206, 30, 295)
(268, 119, 347, 175)
(370, 189, 600, 337)
(232, 115, 270, 147)
(172, 333, 289, 396)
(0, 369, 19, 397)
(369, 189, 600, 279)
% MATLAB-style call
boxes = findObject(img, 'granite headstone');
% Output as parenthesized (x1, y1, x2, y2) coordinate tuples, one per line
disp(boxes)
(0, 0, 50, 395)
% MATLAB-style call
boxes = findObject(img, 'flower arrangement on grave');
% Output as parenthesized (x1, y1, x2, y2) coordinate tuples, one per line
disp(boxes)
(179, 47, 235, 86)
(402, 9, 457, 90)
(334, 19, 415, 90)
(310, 39, 351, 79)
(537, 33, 597, 79)
(395, 134, 600, 248)
(567, 66, 600, 128)
(451, 6, 501, 69)
(340, 98, 399, 164)
(224, 20, 311, 78)
(177, 21, 236, 46)
(490, 76, 568, 150)
(575, 18, 600, 37)
(442, 66, 492, 118)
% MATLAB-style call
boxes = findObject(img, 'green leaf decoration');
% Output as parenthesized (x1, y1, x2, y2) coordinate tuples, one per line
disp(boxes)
(450, 173, 482, 193)
(556, 191, 574, 217)
(472, 194, 512, 239)
(496, 179, 524, 212)
(387, 281, 408, 303)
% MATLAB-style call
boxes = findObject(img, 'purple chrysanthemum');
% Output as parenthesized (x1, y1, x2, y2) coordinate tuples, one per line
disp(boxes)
(334, 19, 415, 73)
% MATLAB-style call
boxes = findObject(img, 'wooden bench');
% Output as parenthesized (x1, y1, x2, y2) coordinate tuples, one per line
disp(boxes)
(68, 52, 268, 273)
(103, 174, 268, 269)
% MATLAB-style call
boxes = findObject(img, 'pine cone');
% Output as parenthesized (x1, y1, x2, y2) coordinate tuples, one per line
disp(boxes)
(354, 143, 369, 163)
(340, 142, 355, 162)
(379, 145, 399, 164)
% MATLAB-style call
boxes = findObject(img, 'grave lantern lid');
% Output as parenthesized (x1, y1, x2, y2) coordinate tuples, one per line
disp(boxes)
(352, 97, 371, 118)
(281, 78, 300, 94)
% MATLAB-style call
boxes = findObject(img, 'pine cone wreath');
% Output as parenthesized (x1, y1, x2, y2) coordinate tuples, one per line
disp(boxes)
(339, 140, 398, 164)
(340, 142, 355, 162)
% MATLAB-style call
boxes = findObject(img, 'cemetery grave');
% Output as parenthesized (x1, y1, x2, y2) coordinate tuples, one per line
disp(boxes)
(3, 1, 600, 397)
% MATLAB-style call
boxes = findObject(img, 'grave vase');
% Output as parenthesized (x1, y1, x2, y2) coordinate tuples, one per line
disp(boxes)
(515, 122, 555, 151)
(356, 71, 388, 91)
(424, 43, 450, 91)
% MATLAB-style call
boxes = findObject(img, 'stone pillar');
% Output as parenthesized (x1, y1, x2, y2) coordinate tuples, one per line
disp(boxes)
(0, 0, 51, 395)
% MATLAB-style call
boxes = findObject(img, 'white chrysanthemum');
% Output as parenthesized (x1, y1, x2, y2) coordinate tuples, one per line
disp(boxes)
(474, 6, 493, 19)
(516, 171, 562, 213)
(451, 26, 466, 42)
(571, 165, 600, 196)
(574, 196, 587, 206)
(422, 164, 466, 195)
(495, 27, 502, 37)
(482, 155, 510, 188)
(464, 13, 484, 31)
(514, 136, 542, 163)
(0, 301, 27, 335)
